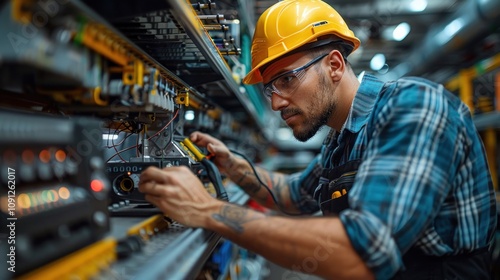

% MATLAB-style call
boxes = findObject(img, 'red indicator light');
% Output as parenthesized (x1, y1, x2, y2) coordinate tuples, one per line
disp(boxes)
(55, 150, 66, 162)
(90, 179, 104, 192)
(22, 150, 35, 164)
(39, 149, 51, 163)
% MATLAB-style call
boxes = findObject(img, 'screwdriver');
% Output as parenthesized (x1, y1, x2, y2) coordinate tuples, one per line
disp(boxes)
(181, 138, 229, 201)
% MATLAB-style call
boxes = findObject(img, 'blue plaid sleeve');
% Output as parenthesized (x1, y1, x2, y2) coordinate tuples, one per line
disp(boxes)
(339, 78, 495, 279)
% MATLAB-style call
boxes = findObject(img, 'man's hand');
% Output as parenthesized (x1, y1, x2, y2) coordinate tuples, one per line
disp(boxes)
(189, 131, 235, 175)
(138, 165, 222, 227)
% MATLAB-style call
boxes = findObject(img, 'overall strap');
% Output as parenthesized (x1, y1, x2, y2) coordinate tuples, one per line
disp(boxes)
(315, 133, 363, 215)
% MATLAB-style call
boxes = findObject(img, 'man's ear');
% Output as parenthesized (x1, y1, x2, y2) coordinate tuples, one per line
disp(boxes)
(327, 50, 345, 82)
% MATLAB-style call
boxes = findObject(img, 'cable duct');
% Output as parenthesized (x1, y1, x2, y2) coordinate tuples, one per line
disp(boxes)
(384, 0, 500, 81)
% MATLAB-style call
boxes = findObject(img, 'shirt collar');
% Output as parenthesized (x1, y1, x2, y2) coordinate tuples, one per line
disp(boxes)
(343, 74, 385, 133)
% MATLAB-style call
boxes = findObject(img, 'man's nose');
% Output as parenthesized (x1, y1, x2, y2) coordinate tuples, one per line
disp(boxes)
(270, 93, 290, 111)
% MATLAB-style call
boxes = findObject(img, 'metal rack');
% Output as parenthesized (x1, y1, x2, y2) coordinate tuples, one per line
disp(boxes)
(105, 186, 249, 280)
(0, 0, 265, 278)
(77, 0, 278, 140)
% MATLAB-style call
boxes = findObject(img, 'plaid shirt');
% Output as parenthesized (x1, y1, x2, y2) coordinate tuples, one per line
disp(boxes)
(288, 74, 497, 279)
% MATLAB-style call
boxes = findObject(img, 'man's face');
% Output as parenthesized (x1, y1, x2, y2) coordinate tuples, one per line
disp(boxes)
(285, 68, 336, 141)
(263, 53, 338, 142)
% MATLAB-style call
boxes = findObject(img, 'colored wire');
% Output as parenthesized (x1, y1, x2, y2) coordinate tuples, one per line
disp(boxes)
(106, 145, 138, 163)
(111, 131, 127, 162)
(147, 110, 179, 140)
(106, 110, 179, 162)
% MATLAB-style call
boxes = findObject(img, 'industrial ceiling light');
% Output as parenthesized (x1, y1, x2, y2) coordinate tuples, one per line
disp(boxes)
(436, 18, 465, 45)
(370, 53, 386, 71)
(393, 22, 411, 41)
(409, 0, 427, 12)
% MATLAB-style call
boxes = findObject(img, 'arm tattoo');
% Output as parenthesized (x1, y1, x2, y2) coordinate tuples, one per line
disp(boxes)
(236, 170, 261, 194)
(212, 204, 264, 234)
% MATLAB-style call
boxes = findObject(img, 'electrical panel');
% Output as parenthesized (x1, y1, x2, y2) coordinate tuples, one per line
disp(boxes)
(0, 0, 274, 278)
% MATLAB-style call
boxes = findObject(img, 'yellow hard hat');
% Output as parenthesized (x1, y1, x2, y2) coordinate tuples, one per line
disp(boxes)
(243, 0, 360, 85)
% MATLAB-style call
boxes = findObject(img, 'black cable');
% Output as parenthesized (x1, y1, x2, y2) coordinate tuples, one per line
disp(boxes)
(229, 149, 303, 216)
(201, 158, 228, 202)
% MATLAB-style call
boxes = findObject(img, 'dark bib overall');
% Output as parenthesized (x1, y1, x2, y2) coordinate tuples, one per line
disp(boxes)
(314, 134, 492, 279)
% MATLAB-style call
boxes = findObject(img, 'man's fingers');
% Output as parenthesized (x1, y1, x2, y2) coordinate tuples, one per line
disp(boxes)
(190, 131, 219, 148)
(139, 166, 173, 196)
(139, 166, 168, 184)
(138, 180, 164, 196)
(206, 143, 217, 155)
(144, 194, 162, 207)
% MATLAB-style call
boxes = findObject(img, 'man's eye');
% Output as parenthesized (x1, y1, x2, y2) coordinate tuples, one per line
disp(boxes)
(275, 75, 296, 87)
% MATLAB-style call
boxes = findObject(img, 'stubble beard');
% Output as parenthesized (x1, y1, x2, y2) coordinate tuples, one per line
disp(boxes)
(292, 73, 335, 142)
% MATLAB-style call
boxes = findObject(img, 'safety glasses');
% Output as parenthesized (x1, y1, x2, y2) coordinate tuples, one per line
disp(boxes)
(263, 53, 328, 100)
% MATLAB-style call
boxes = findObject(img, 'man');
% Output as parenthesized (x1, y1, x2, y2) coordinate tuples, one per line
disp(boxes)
(139, 0, 497, 279)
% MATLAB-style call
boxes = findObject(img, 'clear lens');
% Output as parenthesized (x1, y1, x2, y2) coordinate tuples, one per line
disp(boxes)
(263, 84, 275, 100)
(262, 53, 327, 101)
(274, 75, 299, 93)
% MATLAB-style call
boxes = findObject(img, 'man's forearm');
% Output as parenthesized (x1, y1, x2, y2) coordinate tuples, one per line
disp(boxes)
(226, 157, 300, 213)
(207, 203, 374, 280)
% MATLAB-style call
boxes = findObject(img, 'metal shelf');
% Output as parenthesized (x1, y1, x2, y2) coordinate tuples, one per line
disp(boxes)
(107, 187, 249, 279)
(163, 0, 278, 138)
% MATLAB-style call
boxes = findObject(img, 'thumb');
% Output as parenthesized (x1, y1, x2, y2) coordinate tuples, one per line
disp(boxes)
(207, 143, 217, 155)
